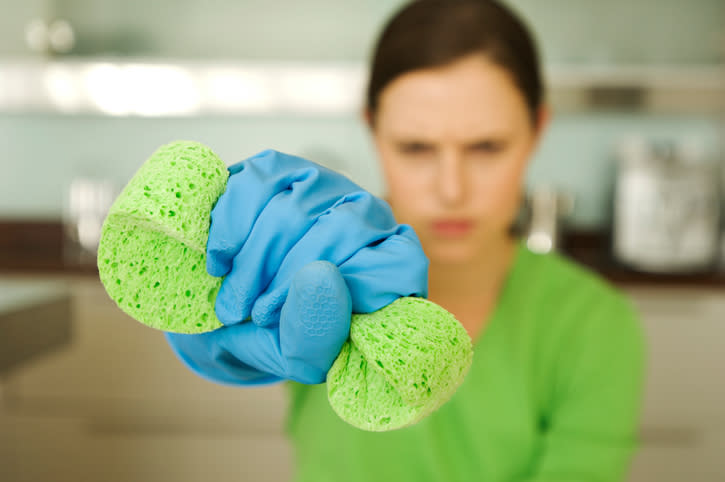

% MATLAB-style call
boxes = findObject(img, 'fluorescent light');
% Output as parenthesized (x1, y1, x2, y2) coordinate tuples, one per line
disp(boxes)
(203, 67, 275, 112)
(0, 60, 371, 115)
(83, 63, 200, 116)
(124, 64, 200, 116)
(277, 65, 364, 113)
(84, 63, 128, 115)
(44, 64, 82, 111)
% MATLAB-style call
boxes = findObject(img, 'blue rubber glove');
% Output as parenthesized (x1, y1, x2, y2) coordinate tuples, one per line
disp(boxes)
(166, 149, 428, 385)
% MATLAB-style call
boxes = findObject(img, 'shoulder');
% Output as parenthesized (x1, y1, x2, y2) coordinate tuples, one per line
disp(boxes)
(510, 244, 644, 352)
(517, 245, 635, 317)
(510, 246, 645, 411)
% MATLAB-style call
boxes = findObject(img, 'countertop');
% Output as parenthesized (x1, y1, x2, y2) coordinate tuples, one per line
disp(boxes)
(0, 276, 73, 376)
(2, 219, 725, 288)
(0, 280, 69, 313)
(560, 230, 725, 288)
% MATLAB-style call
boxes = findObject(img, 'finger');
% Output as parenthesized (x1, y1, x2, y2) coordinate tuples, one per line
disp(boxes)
(206, 150, 277, 277)
(251, 191, 415, 325)
(279, 261, 351, 384)
(213, 161, 361, 325)
(226, 159, 245, 175)
(207, 149, 351, 277)
(166, 323, 288, 382)
(339, 224, 428, 312)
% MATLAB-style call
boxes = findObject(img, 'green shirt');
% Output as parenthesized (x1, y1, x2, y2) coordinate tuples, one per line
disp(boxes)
(286, 243, 645, 482)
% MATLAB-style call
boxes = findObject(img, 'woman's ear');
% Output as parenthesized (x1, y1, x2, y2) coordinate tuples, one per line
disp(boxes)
(533, 104, 551, 145)
(362, 108, 375, 130)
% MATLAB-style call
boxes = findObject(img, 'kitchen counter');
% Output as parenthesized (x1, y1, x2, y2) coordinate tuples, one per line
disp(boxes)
(0, 280, 68, 312)
(561, 230, 725, 288)
(0, 276, 292, 482)
(0, 273, 723, 482)
(0, 220, 97, 275)
(2, 220, 725, 287)
(0, 278, 73, 375)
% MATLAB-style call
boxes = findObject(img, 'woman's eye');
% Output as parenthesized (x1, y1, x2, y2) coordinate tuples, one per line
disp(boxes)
(469, 141, 505, 154)
(399, 142, 434, 155)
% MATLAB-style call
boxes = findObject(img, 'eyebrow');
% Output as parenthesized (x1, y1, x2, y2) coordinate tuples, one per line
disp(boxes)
(464, 137, 510, 147)
(391, 132, 512, 144)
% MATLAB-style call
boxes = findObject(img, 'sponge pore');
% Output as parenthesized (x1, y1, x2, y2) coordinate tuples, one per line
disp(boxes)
(327, 297, 473, 431)
(97, 141, 228, 333)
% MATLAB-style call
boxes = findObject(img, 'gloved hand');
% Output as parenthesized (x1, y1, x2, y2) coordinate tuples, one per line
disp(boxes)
(166, 149, 428, 385)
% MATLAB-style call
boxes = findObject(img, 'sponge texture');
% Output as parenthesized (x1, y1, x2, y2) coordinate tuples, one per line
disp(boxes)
(98, 140, 473, 431)
(327, 297, 473, 431)
(97, 141, 228, 333)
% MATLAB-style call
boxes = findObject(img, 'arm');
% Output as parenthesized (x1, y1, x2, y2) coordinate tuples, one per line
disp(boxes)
(524, 293, 646, 482)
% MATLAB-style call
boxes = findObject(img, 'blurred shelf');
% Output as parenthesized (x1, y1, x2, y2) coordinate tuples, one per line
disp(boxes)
(0, 220, 98, 275)
(2, 219, 725, 288)
(547, 64, 725, 90)
(0, 58, 723, 116)
(547, 64, 725, 114)
(561, 230, 725, 288)
(0, 58, 366, 116)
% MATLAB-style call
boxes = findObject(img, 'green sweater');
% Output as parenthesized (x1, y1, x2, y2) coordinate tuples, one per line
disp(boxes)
(286, 244, 645, 482)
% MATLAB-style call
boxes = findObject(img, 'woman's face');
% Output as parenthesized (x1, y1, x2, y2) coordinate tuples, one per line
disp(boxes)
(370, 53, 546, 265)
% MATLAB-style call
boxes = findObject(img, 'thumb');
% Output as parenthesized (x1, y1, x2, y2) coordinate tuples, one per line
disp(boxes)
(279, 260, 352, 384)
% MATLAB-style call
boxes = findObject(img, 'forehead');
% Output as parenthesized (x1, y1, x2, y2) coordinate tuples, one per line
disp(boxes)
(376, 54, 530, 139)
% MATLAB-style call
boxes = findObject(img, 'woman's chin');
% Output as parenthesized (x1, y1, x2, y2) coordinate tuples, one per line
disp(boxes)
(424, 240, 482, 266)
(423, 231, 512, 266)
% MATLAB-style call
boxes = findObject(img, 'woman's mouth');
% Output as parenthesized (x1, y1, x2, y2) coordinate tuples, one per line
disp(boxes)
(431, 219, 474, 237)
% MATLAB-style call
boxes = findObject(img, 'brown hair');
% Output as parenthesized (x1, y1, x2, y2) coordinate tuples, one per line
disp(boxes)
(367, 0, 543, 123)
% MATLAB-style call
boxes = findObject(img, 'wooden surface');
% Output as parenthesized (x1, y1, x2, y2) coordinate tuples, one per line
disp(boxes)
(0, 221, 96, 274)
(0, 281, 72, 376)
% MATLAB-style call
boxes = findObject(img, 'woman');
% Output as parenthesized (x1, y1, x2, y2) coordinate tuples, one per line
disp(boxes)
(168, 1, 645, 481)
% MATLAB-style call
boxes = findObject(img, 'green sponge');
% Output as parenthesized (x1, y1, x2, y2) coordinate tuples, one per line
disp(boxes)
(98, 140, 473, 431)
(327, 297, 473, 431)
(97, 141, 228, 333)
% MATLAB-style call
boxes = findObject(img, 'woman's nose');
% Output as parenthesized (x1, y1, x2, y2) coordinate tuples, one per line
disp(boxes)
(436, 151, 466, 206)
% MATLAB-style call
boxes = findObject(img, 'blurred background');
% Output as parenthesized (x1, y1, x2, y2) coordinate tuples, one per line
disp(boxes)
(0, 1, 724, 481)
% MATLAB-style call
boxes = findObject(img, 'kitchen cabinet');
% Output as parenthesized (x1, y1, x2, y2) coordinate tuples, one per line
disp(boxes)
(0, 276, 292, 482)
(626, 287, 725, 482)
(0, 281, 71, 375)
(1, 0, 723, 116)
(0, 0, 404, 60)
(3, 0, 723, 64)
(0, 0, 49, 57)
(510, 0, 725, 65)
(2, 277, 724, 481)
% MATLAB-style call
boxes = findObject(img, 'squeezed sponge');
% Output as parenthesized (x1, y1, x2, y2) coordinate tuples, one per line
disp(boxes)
(97, 141, 228, 333)
(98, 140, 474, 430)
(327, 297, 473, 431)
